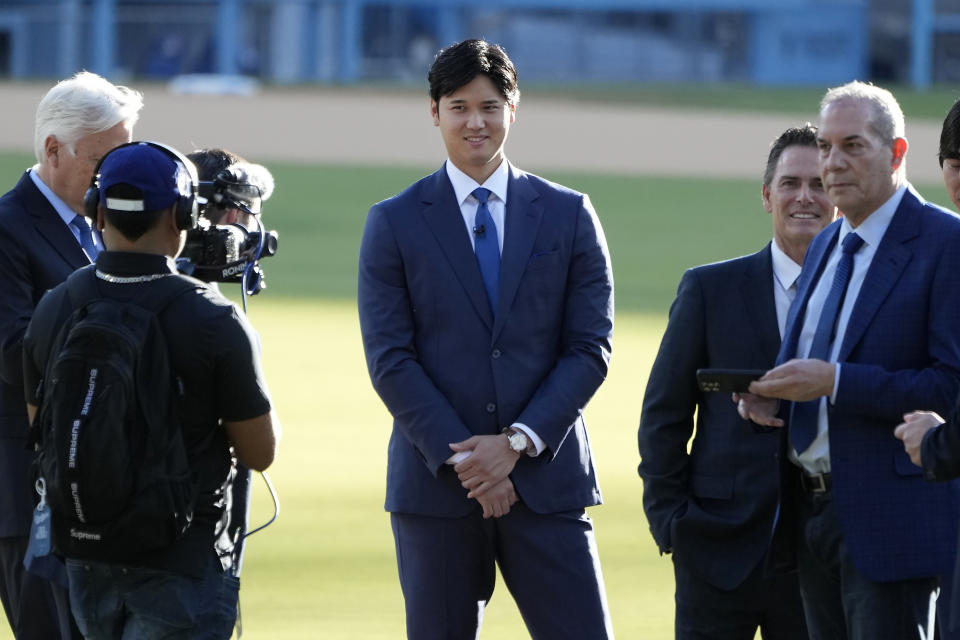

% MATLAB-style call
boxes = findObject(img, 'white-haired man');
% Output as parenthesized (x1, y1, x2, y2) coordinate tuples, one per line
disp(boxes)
(0, 71, 142, 639)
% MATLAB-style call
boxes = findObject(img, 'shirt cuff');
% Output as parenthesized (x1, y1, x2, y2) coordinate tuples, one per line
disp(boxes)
(830, 363, 841, 404)
(511, 423, 545, 457)
(446, 450, 472, 465)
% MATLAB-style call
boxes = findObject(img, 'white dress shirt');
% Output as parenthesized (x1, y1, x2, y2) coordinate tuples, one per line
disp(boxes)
(792, 186, 905, 473)
(445, 160, 507, 254)
(443, 159, 546, 463)
(770, 239, 802, 339)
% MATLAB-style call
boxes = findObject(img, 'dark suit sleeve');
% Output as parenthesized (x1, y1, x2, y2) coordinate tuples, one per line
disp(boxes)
(920, 390, 960, 481)
(0, 222, 37, 392)
(836, 240, 960, 422)
(513, 195, 614, 454)
(21, 287, 72, 407)
(637, 269, 704, 552)
(358, 203, 473, 475)
(922, 422, 960, 482)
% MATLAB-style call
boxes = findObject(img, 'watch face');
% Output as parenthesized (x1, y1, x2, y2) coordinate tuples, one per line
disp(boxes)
(508, 432, 526, 452)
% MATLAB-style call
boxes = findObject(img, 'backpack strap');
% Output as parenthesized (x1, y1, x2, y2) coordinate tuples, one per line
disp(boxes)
(64, 265, 101, 312)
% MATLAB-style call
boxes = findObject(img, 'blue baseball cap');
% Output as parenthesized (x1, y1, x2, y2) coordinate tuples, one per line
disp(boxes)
(98, 141, 195, 213)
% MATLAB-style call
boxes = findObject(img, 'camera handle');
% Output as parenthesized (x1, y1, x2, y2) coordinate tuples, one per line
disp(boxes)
(237, 214, 268, 313)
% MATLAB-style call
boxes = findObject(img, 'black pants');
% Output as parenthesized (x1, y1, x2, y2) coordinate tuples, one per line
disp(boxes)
(795, 490, 938, 640)
(673, 553, 808, 640)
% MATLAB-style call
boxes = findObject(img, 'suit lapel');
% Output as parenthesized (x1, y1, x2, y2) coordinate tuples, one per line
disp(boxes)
(741, 244, 781, 363)
(837, 188, 919, 361)
(492, 166, 543, 342)
(419, 168, 494, 331)
(18, 172, 90, 269)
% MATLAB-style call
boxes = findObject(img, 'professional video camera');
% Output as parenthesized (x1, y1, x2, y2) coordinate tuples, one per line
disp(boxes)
(177, 167, 278, 296)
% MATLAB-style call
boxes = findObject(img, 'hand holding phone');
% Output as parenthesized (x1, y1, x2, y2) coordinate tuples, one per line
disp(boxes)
(696, 368, 766, 393)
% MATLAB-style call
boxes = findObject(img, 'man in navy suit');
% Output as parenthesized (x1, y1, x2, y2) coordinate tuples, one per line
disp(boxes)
(892, 95, 960, 637)
(0, 71, 142, 639)
(358, 39, 615, 639)
(639, 125, 833, 639)
(740, 82, 960, 639)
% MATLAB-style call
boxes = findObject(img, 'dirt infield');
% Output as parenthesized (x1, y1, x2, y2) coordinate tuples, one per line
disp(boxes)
(0, 82, 945, 184)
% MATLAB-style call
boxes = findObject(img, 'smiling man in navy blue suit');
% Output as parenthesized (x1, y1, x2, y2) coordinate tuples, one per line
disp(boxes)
(740, 82, 960, 640)
(358, 39, 615, 639)
(639, 125, 834, 640)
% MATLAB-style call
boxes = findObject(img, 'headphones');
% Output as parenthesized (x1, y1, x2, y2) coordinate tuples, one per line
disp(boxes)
(83, 140, 200, 231)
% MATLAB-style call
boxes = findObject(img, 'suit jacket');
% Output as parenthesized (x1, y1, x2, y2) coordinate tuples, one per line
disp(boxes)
(775, 185, 960, 582)
(0, 171, 90, 537)
(639, 245, 784, 590)
(358, 163, 614, 517)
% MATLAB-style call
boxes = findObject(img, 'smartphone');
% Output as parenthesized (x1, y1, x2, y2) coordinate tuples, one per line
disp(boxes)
(695, 368, 766, 393)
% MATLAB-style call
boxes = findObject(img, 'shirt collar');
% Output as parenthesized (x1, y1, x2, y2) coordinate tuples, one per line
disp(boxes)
(28, 166, 79, 226)
(95, 251, 179, 277)
(838, 184, 905, 249)
(770, 238, 802, 291)
(445, 159, 510, 206)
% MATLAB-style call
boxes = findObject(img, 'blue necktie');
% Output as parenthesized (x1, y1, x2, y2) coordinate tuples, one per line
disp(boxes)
(790, 232, 864, 454)
(472, 188, 500, 313)
(70, 215, 100, 261)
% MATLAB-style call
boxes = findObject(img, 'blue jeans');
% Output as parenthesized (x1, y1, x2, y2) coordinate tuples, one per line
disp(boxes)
(66, 553, 239, 640)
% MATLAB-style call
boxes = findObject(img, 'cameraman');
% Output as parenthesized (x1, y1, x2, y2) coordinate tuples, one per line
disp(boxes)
(178, 148, 277, 297)
(188, 148, 274, 230)
(186, 147, 276, 576)
(22, 141, 279, 638)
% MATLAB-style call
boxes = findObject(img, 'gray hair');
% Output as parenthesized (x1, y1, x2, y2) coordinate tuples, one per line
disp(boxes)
(33, 71, 144, 164)
(820, 80, 905, 145)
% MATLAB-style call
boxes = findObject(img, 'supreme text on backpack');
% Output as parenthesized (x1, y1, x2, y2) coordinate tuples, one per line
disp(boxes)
(32, 265, 201, 561)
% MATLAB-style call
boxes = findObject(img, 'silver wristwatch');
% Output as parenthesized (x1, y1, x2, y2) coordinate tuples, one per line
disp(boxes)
(505, 429, 529, 454)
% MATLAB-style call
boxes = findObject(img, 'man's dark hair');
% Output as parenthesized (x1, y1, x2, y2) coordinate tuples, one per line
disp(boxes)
(763, 124, 819, 187)
(187, 148, 249, 223)
(428, 39, 520, 106)
(187, 148, 245, 182)
(939, 99, 960, 167)
(102, 184, 167, 241)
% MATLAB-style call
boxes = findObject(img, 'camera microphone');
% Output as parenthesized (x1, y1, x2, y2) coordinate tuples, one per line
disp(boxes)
(473, 224, 486, 237)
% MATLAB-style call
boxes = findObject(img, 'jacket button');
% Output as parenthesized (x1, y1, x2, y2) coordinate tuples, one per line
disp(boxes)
(491, 348, 501, 359)
(486, 403, 496, 413)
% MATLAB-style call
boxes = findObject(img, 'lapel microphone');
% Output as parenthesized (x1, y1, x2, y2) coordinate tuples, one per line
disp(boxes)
(473, 224, 486, 237)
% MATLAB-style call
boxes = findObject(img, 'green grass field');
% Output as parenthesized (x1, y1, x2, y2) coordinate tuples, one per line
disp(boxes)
(0, 148, 949, 638)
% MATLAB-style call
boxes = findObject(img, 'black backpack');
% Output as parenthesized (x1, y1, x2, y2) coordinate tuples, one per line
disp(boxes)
(32, 266, 201, 561)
